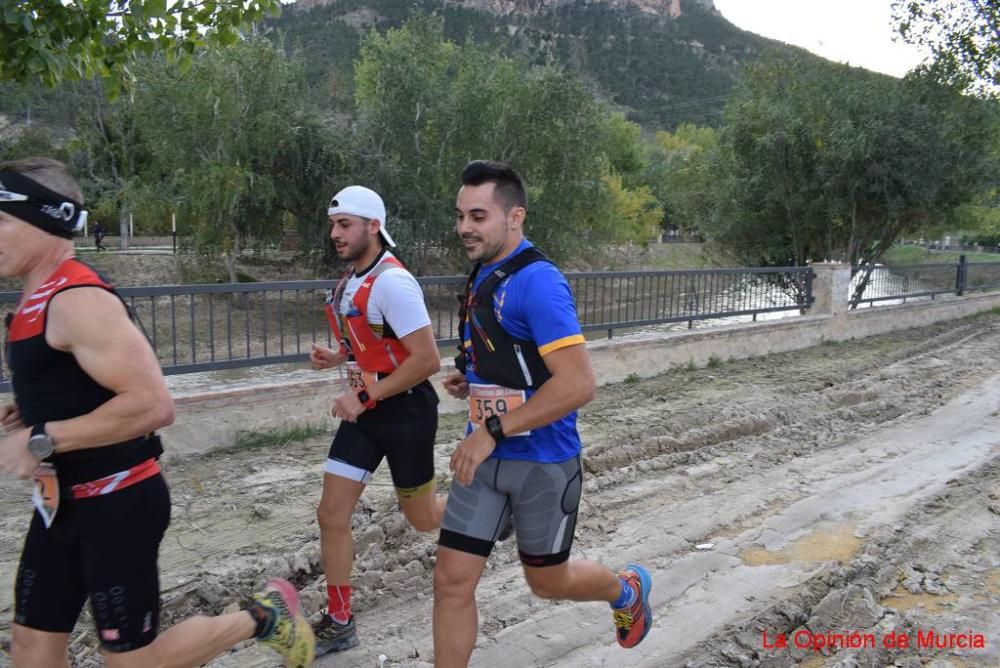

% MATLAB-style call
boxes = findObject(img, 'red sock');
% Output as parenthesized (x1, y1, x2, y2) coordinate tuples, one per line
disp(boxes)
(327, 584, 352, 623)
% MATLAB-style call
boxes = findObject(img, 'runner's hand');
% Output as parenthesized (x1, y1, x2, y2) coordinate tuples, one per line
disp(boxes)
(0, 403, 23, 432)
(310, 343, 345, 370)
(0, 427, 37, 479)
(332, 392, 366, 423)
(450, 427, 496, 486)
(442, 370, 470, 399)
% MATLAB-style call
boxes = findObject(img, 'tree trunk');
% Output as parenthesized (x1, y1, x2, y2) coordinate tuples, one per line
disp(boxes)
(225, 224, 241, 285)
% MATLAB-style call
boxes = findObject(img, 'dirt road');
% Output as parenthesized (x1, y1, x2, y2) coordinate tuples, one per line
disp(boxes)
(1, 312, 998, 667)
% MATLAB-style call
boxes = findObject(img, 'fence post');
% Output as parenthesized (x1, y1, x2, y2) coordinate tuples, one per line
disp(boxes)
(809, 262, 851, 339)
(809, 263, 851, 317)
(803, 269, 814, 311)
(956, 254, 966, 296)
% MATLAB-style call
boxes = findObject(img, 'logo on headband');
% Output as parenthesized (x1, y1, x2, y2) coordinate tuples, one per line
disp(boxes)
(40, 203, 76, 221)
(0, 188, 28, 202)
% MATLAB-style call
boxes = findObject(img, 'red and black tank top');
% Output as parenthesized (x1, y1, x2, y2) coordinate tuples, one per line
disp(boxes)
(3, 258, 161, 486)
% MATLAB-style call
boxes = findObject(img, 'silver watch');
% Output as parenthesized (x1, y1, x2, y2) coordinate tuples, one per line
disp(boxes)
(27, 424, 55, 459)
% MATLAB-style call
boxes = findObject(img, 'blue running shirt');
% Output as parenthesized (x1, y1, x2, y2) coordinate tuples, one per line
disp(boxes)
(460, 240, 586, 463)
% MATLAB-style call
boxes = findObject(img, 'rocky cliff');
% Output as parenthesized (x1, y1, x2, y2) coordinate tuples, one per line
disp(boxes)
(293, 0, 718, 18)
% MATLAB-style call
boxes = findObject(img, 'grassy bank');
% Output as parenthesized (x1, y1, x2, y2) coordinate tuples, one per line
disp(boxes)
(883, 245, 1000, 265)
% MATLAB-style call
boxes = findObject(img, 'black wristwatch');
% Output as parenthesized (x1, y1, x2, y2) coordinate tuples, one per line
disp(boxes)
(484, 415, 506, 443)
(357, 389, 377, 411)
(27, 423, 56, 459)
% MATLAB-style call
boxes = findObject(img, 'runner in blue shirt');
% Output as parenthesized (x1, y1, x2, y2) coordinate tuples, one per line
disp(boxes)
(434, 160, 653, 667)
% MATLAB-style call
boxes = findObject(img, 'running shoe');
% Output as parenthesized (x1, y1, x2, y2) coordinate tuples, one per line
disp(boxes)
(313, 613, 360, 656)
(253, 578, 316, 668)
(613, 563, 653, 648)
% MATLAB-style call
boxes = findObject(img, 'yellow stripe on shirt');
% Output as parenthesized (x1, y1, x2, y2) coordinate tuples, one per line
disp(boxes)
(538, 334, 586, 357)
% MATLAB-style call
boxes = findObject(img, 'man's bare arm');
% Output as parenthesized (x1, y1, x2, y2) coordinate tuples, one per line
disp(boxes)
(41, 287, 175, 452)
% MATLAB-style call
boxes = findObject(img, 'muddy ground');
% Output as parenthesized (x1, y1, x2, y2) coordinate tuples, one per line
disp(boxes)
(0, 312, 998, 667)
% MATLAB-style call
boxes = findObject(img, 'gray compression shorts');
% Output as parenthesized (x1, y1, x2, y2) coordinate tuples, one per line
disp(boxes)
(439, 455, 582, 567)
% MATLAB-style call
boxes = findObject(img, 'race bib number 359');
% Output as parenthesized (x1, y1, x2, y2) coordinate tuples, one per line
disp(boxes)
(468, 384, 529, 437)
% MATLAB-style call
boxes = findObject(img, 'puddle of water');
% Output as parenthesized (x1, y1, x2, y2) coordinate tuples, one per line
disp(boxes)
(948, 659, 980, 668)
(740, 523, 861, 566)
(880, 587, 960, 613)
(798, 656, 829, 668)
(985, 569, 1000, 595)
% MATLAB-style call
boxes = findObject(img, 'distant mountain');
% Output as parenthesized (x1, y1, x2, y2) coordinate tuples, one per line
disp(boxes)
(267, 0, 797, 129)
(297, 0, 718, 17)
(0, 0, 812, 133)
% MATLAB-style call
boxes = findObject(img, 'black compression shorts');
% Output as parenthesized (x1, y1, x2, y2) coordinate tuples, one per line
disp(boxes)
(326, 409, 438, 497)
(14, 474, 171, 653)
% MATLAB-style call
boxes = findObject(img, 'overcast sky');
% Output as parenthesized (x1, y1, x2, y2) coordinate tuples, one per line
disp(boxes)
(712, 0, 930, 77)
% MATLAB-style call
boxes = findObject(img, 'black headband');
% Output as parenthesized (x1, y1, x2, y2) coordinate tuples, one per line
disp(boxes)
(0, 169, 87, 239)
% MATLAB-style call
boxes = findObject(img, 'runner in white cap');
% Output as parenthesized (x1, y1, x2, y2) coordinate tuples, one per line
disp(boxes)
(309, 184, 444, 655)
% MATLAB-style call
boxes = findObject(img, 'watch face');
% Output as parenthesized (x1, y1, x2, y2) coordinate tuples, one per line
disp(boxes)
(28, 435, 55, 458)
(486, 416, 504, 440)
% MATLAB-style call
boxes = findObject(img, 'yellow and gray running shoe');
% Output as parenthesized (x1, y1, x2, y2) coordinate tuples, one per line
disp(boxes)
(253, 578, 316, 668)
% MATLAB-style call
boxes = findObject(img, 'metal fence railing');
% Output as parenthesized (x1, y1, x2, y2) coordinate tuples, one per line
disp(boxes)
(1, 267, 813, 392)
(566, 267, 812, 337)
(963, 261, 1000, 292)
(850, 263, 959, 307)
(75, 235, 189, 253)
(851, 256, 1000, 307)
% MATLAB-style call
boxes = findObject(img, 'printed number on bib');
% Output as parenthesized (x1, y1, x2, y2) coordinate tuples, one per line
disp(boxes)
(468, 384, 529, 437)
(32, 463, 60, 528)
(345, 361, 377, 391)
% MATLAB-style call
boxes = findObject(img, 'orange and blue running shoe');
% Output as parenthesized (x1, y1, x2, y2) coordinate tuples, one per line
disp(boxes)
(613, 563, 652, 648)
(253, 578, 316, 668)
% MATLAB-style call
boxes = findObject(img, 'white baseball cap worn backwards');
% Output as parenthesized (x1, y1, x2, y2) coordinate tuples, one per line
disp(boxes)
(327, 185, 396, 248)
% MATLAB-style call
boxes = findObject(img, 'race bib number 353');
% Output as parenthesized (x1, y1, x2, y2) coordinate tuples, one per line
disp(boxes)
(345, 361, 377, 391)
(468, 384, 529, 436)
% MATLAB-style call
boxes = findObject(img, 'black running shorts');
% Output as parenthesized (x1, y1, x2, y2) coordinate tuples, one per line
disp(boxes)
(326, 408, 438, 497)
(14, 474, 171, 652)
(439, 455, 583, 566)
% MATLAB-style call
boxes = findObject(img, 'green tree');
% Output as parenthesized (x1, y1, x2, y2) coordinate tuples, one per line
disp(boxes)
(646, 123, 719, 233)
(604, 112, 648, 183)
(352, 13, 644, 271)
(705, 53, 998, 302)
(1, 0, 281, 89)
(0, 124, 67, 162)
(70, 78, 150, 238)
(131, 40, 341, 281)
(893, 0, 1000, 93)
(601, 172, 663, 243)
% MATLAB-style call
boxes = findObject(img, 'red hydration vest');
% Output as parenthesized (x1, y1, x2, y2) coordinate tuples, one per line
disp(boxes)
(324, 255, 411, 374)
